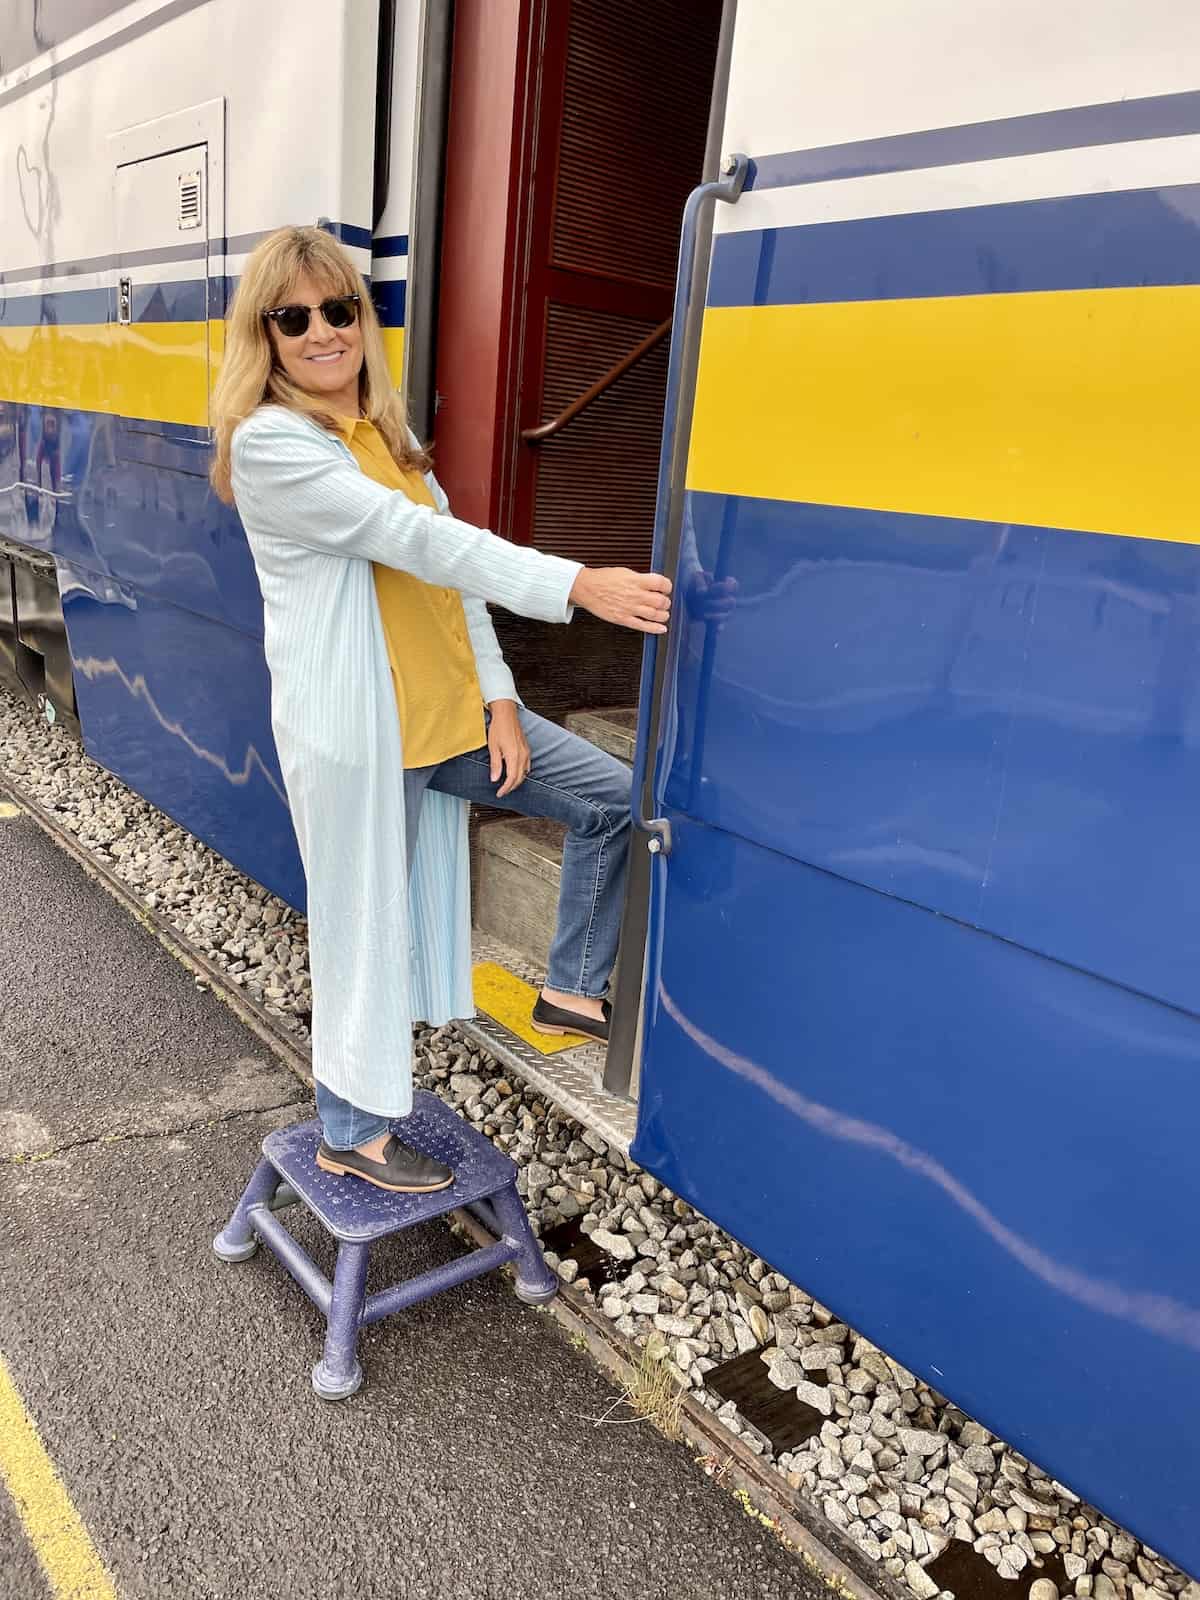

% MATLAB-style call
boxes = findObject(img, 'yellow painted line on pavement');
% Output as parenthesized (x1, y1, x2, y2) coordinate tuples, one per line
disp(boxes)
(472, 962, 590, 1054)
(0, 802, 22, 819)
(0, 1353, 118, 1599)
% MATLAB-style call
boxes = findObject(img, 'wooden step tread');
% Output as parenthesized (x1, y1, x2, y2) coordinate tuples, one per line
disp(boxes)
(564, 707, 636, 765)
(477, 816, 565, 887)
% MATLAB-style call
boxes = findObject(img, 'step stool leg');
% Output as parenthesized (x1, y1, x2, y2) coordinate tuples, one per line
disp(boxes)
(488, 1180, 559, 1305)
(312, 1241, 370, 1401)
(213, 1157, 280, 1262)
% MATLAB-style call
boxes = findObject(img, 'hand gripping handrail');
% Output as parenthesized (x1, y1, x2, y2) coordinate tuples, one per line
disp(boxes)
(630, 153, 749, 856)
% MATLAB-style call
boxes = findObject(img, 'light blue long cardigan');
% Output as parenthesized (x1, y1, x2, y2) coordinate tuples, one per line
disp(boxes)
(231, 405, 582, 1116)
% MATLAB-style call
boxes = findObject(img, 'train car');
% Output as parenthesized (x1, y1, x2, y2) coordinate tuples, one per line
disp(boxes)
(3, 0, 1199, 1575)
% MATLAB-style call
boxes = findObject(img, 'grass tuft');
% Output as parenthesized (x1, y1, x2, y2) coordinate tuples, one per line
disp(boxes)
(620, 1336, 685, 1441)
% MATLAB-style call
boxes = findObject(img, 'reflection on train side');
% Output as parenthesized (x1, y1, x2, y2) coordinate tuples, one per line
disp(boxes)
(1, 402, 78, 728)
(665, 489, 1200, 1014)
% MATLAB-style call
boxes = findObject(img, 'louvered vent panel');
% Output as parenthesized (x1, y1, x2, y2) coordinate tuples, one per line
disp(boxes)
(552, 0, 721, 287)
(178, 171, 202, 231)
(531, 302, 668, 568)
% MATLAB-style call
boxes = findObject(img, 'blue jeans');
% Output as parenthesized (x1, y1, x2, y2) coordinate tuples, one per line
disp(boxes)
(317, 707, 632, 1149)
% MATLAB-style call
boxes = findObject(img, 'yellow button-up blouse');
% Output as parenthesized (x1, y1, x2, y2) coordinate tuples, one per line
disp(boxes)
(340, 417, 486, 768)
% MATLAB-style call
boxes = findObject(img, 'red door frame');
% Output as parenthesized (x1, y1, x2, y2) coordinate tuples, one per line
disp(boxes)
(431, 0, 542, 538)
(434, 0, 682, 546)
(496, 1, 675, 554)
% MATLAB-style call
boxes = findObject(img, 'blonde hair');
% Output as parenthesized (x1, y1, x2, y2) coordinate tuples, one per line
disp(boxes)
(210, 225, 427, 503)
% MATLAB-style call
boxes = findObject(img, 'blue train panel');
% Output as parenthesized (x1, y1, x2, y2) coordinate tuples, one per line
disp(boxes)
(636, 97, 1200, 1577)
(61, 558, 302, 907)
(667, 492, 1200, 1017)
(3, 396, 305, 908)
(633, 819, 1200, 1569)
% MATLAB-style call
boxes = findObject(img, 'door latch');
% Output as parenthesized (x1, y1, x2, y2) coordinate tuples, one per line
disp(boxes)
(117, 276, 132, 325)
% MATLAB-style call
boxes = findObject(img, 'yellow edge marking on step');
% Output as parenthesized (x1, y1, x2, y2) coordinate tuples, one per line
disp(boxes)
(0, 1353, 118, 1599)
(0, 802, 22, 820)
(472, 962, 591, 1054)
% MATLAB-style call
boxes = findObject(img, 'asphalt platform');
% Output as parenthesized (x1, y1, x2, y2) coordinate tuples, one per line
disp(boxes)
(0, 804, 833, 1600)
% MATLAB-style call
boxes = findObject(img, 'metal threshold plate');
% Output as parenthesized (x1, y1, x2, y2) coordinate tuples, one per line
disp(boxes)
(465, 934, 637, 1157)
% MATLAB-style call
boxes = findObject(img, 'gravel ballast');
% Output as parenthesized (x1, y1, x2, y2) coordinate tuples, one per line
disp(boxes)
(1, 683, 1195, 1600)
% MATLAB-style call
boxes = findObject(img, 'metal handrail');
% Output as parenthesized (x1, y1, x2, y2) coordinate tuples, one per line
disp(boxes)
(629, 153, 749, 857)
(600, 152, 750, 1103)
(520, 317, 672, 443)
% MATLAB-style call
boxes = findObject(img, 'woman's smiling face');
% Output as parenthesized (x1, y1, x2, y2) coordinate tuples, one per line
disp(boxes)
(266, 269, 365, 413)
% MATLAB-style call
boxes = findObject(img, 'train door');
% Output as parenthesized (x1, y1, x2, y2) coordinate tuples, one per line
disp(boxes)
(503, 0, 720, 574)
(431, 0, 723, 718)
(629, 0, 1200, 1575)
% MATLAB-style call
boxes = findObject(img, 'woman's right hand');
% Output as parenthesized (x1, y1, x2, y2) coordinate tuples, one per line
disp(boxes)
(568, 567, 672, 634)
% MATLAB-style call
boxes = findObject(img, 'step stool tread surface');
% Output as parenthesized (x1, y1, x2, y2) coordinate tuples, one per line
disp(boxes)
(261, 1090, 517, 1241)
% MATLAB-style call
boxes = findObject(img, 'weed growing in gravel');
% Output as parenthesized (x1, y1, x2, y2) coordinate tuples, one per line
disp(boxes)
(624, 1337, 685, 1440)
(576, 1336, 685, 1440)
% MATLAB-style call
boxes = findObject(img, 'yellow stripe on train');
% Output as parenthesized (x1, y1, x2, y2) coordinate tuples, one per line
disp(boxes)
(686, 285, 1200, 545)
(0, 320, 405, 425)
(0, 321, 212, 426)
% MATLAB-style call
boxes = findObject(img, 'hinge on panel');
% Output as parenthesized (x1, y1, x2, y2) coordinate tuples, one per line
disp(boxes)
(645, 819, 673, 857)
(117, 276, 132, 325)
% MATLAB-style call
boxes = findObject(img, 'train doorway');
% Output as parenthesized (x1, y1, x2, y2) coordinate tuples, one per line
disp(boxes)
(428, 0, 727, 1114)
(432, 0, 724, 720)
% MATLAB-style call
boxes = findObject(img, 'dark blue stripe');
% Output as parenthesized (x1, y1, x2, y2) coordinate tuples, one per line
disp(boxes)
(131, 279, 209, 323)
(708, 184, 1200, 307)
(319, 220, 374, 252)
(748, 89, 1200, 192)
(372, 234, 410, 258)
(370, 278, 407, 328)
(1, 279, 215, 328)
(0, 270, 407, 330)
(0, 240, 206, 287)
(1, 223, 372, 287)
(1, 287, 112, 326)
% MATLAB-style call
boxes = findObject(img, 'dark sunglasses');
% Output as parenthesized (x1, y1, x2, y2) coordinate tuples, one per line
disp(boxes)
(262, 293, 360, 339)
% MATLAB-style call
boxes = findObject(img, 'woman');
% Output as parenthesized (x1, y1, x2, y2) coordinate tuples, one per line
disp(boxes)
(211, 226, 670, 1196)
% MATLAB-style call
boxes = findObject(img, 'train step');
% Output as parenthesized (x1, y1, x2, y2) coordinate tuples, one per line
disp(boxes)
(562, 706, 636, 765)
(464, 932, 637, 1154)
(467, 706, 642, 1131)
(471, 706, 635, 969)
(474, 814, 563, 968)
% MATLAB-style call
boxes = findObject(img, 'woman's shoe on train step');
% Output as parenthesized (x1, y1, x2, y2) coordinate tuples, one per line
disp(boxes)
(315, 1134, 454, 1193)
(530, 994, 612, 1044)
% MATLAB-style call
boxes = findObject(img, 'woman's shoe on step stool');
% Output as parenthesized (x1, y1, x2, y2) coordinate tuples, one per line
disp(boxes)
(315, 1134, 454, 1193)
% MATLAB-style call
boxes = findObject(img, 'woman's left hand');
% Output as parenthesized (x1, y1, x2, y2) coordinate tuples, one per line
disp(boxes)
(487, 700, 531, 798)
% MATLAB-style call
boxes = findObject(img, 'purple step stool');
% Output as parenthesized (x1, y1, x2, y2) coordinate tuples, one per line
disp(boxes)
(213, 1089, 558, 1399)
